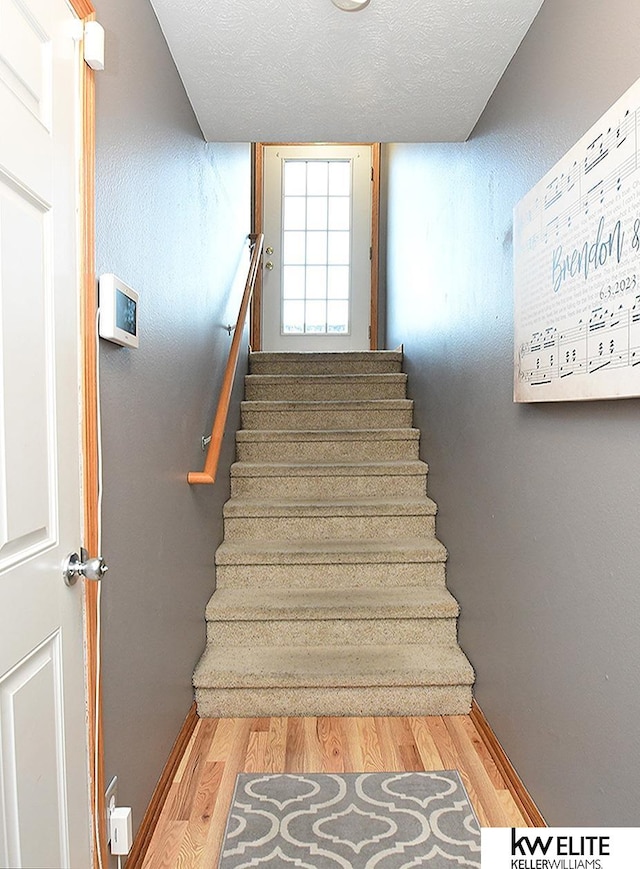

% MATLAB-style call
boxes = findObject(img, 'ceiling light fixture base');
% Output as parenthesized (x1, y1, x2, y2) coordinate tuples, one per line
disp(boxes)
(331, 0, 371, 11)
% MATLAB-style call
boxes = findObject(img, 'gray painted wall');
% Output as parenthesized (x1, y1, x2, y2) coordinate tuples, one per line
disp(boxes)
(385, 0, 640, 825)
(94, 0, 250, 841)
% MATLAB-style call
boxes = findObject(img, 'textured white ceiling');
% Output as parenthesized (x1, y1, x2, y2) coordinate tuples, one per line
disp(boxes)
(148, 0, 545, 143)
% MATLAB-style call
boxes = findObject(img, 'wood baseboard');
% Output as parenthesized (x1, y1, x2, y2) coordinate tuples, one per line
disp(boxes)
(470, 700, 546, 827)
(126, 702, 199, 868)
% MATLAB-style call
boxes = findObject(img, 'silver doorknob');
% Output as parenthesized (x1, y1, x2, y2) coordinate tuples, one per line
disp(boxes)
(63, 548, 109, 586)
(265, 261, 274, 270)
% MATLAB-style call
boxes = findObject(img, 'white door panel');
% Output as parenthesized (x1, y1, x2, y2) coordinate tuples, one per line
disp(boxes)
(0, 633, 69, 867)
(262, 144, 373, 351)
(0, 0, 92, 865)
(0, 0, 54, 193)
(0, 177, 56, 573)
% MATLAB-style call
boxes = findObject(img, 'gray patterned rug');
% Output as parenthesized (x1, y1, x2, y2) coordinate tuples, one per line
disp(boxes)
(218, 771, 481, 868)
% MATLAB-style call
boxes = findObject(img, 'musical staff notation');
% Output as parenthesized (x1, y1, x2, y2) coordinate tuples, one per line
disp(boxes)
(518, 297, 640, 384)
(519, 107, 638, 251)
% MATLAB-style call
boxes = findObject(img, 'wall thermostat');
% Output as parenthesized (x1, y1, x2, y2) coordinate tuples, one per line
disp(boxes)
(99, 274, 139, 348)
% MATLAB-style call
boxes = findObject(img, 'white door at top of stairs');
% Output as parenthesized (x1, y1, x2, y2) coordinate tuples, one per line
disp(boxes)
(0, 1, 92, 866)
(261, 144, 373, 352)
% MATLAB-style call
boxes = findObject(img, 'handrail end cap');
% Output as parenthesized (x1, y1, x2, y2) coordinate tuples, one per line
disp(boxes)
(187, 471, 215, 485)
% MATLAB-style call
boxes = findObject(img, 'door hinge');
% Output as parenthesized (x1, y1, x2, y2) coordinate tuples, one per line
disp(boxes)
(368, 326, 371, 340)
(369, 246, 373, 260)
(371, 166, 374, 181)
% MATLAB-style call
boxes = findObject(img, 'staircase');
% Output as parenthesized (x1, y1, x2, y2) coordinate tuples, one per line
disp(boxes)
(193, 350, 474, 717)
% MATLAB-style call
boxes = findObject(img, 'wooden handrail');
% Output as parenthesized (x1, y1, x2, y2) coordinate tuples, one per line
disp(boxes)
(188, 233, 264, 484)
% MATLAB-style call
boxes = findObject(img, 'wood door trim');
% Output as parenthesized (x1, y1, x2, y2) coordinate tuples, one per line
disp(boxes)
(70, 0, 95, 17)
(470, 700, 546, 826)
(370, 143, 380, 349)
(72, 5, 103, 866)
(251, 142, 380, 351)
(126, 703, 199, 868)
(251, 144, 264, 350)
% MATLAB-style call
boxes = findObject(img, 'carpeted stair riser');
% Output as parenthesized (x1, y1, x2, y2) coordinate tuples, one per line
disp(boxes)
(222, 496, 438, 541)
(214, 536, 448, 588)
(236, 438, 419, 463)
(223, 514, 436, 541)
(193, 642, 474, 716)
(223, 497, 437, 519)
(241, 400, 414, 431)
(235, 429, 420, 463)
(195, 685, 472, 718)
(208, 618, 457, 647)
(249, 350, 403, 376)
(205, 587, 459, 646)
(216, 538, 446, 565)
(215, 561, 448, 590)
(230, 473, 427, 499)
(244, 374, 408, 402)
(230, 461, 429, 500)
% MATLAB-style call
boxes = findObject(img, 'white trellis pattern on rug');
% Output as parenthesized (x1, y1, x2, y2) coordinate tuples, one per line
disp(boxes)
(219, 772, 481, 868)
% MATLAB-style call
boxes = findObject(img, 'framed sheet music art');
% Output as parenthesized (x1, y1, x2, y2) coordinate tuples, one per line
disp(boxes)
(514, 76, 640, 402)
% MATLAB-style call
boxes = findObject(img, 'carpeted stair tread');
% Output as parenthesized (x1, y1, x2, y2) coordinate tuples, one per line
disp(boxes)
(245, 374, 407, 402)
(235, 428, 421, 463)
(235, 428, 420, 443)
(205, 586, 459, 621)
(223, 496, 437, 518)
(244, 372, 407, 390)
(215, 537, 447, 565)
(193, 643, 474, 689)
(250, 351, 403, 363)
(245, 374, 408, 386)
(230, 460, 428, 477)
(247, 372, 407, 379)
(242, 401, 414, 432)
(241, 398, 413, 412)
(249, 350, 403, 375)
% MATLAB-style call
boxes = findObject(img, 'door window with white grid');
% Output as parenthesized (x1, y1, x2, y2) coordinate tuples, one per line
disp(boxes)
(262, 144, 373, 352)
(282, 160, 351, 335)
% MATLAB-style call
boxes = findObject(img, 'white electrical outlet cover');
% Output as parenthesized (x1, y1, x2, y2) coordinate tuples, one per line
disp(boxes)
(110, 806, 133, 855)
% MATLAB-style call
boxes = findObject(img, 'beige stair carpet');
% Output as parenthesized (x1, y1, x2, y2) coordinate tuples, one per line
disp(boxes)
(193, 350, 474, 716)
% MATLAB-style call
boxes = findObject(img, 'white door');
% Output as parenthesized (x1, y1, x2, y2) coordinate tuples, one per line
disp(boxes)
(262, 144, 373, 351)
(0, 1, 92, 866)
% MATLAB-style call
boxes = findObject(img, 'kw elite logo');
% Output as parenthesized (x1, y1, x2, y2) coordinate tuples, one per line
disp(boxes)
(481, 827, 640, 869)
(510, 830, 609, 868)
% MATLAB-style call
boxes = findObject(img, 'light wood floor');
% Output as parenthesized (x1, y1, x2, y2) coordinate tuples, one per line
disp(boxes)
(141, 714, 532, 868)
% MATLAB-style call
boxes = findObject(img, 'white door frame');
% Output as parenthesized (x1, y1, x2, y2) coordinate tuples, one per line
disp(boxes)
(251, 142, 380, 352)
